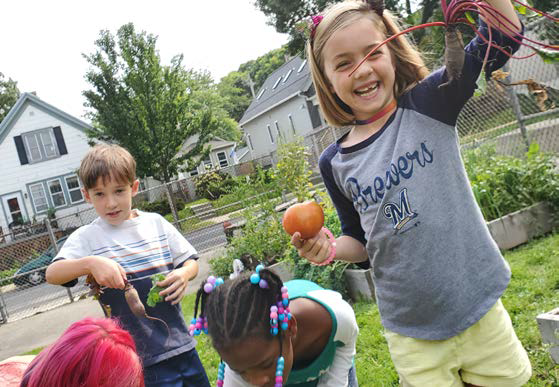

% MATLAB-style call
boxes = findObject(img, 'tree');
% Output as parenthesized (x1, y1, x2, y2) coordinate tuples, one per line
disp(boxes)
(0, 73, 20, 123)
(83, 23, 236, 183)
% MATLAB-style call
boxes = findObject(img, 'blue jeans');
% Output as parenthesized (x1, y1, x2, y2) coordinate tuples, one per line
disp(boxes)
(349, 364, 359, 387)
(144, 349, 210, 387)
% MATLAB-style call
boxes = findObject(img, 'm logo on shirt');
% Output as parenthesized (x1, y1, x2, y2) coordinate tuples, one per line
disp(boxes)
(383, 188, 417, 232)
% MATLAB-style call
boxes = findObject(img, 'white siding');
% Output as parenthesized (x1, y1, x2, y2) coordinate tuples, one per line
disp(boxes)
(242, 95, 314, 159)
(0, 101, 93, 231)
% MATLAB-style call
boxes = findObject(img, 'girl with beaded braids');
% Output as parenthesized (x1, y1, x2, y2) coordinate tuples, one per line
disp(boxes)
(293, 0, 531, 386)
(192, 266, 359, 387)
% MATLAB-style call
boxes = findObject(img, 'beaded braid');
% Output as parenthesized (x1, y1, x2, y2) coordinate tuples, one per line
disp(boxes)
(200, 268, 289, 386)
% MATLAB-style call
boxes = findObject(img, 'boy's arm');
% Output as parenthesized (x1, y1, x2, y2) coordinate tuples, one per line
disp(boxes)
(157, 258, 199, 305)
(46, 256, 127, 289)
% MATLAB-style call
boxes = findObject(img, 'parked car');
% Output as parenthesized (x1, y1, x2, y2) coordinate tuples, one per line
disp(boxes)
(13, 237, 68, 287)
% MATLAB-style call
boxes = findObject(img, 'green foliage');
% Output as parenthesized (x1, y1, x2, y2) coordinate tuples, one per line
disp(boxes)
(276, 138, 314, 202)
(83, 23, 235, 182)
(194, 170, 237, 200)
(135, 198, 186, 216)
(0, 72, 20, 123)
(463, 143, 559, 221)
(210, 169, 287, 277)
(0, 268, 17, 286)
(146, 273, 166, 307)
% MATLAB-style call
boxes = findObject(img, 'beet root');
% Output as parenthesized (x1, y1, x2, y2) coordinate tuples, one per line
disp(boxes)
(124, 282, 170, 335)
(439, 26, 465, 89)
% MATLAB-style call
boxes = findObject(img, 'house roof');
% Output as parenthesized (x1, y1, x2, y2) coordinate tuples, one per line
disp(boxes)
(176, 134, 236, 157)
(0, 92, 93, 145)
(239, 55, 313, 126)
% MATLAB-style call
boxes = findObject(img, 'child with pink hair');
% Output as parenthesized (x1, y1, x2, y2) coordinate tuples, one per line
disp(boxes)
(20, 317, 144, 387)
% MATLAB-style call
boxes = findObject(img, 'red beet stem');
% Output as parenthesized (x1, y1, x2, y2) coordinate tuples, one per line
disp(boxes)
(348, 22, 446, 77)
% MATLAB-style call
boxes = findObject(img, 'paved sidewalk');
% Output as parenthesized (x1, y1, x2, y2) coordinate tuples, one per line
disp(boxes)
(0, 249, 218, 361)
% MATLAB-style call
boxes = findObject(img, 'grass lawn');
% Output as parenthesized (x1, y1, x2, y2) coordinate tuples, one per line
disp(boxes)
(181, 232, 559, 386)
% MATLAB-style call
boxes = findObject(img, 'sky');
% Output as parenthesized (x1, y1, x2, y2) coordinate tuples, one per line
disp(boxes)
(0, 0, 288, 122)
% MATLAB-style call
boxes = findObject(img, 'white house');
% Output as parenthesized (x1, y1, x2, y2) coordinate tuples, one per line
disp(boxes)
(239, 55, 325, 162)
(176, 134, 238, 178)
(0, 93, 93, 239)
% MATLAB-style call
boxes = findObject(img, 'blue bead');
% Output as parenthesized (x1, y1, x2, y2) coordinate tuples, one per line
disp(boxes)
(281, 322, 288, 330)
(204, 328, 208, 334)
(194, 329, 201, 335)
(250, 273, 260, 284)
(278, 313, 284, 320)
(278, 356, 284, 365)
(216, 278, 224, 286)
(255, 264, 264, 273)
(276, 370, 283, 376)
(283, 299, 289, 306)
(272, 327, 278, 335)
(287, 313, 292, 320)
(190, 318, 196, 324)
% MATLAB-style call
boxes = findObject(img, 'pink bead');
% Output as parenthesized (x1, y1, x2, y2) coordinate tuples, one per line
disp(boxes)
(282, 293, 288, 299)
(195, 322, 202, 329)
(270, 312, 278, 319)
(278, 307, 284, 314)
(217, 380, 224, 387)
(276, 376, 283, 383)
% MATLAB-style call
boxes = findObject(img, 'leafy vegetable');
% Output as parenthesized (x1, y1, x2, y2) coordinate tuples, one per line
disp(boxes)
(146, 273, 166, 307)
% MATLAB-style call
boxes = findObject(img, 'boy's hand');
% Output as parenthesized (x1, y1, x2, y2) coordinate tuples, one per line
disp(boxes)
(88, 256, 127, 289)
(291, 229, 333, 265)
(157, 266, 191, 305)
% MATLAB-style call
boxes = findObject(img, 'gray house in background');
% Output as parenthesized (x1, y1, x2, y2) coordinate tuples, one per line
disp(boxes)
(239, 56, 325, 162)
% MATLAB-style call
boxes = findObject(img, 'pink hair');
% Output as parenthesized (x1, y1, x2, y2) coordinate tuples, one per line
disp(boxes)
(21, 317, 144, 387)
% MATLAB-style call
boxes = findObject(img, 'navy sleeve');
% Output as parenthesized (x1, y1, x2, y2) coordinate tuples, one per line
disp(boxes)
(319, 145, 367, 246)
(406, 19, 524, 126)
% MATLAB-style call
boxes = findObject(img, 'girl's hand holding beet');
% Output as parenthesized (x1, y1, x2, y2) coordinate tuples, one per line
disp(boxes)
(291, 229, 334, 265)
(87, 256, 127, 289)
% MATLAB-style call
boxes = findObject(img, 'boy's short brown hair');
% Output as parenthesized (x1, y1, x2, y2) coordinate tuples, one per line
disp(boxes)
(79, 144, 136, 190)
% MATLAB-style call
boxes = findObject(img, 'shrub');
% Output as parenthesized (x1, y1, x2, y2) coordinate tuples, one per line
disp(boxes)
(463, 143, 559, 221)
(194, 170, 236, 200)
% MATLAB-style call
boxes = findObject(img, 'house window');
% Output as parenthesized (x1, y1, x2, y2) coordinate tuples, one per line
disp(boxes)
(272, 77, 282, 89)
(247, 134, 254, 150)
(65, 175, 84, 204)
(289, 114, 296, 134)
(189, 169, 199, 177)
(22, 128, 58, 163)
(30, 183, 49, 212)
(297, 60, 307, 73)
(6, 198, 23, 225)
(267, 125, 274, 144)
(48, 179, 66, 208)
(217, 151, 228, 168)
(283, 69, 293, 83)
(274, 121, 281, 139)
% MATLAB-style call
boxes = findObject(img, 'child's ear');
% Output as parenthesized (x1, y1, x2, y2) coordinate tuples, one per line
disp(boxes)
(83, 188, 92, 203)
(287, 314, 298, 339)
(131, 179, 140, 197)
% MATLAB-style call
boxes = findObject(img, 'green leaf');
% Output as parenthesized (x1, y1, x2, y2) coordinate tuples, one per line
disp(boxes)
(533, 47, 559, 64)
(474, 72, 487, 97)
(465, 12, 476, 24)
(514, 4, 527, 15)
(146, 273, 166, 307)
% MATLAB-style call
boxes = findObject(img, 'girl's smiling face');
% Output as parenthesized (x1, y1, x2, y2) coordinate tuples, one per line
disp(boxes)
(322, 17, 396, 121)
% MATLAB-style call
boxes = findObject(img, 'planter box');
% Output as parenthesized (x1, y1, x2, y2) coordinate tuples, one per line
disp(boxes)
(536, 307, 559, 364)
(268, 261, 294, 283)
(487, 202, 556, 250)
(344, 268, 375, 302)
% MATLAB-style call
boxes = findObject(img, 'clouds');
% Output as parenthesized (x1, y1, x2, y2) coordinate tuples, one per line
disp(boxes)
(0, 0, 287, 121)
